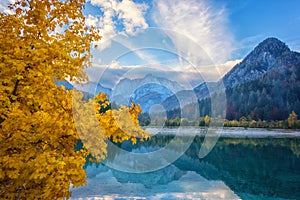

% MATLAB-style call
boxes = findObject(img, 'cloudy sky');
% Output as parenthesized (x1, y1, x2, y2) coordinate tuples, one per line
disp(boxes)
(2, 0, 300, 88)
(82, 0, 300, 88)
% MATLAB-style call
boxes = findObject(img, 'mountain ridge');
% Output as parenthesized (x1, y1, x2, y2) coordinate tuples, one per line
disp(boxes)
(223, 37, 299, 88)
(59, 37, 300, 121)
(163, 37, 300, 121)
(112, 74, 184, 112)
(209, 37, 300, 120)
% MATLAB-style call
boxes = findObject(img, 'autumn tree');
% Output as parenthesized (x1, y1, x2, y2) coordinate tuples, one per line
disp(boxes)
(239, 116, 248, 128)
(0, 0, 148, 199)
(287, 111, 298, 129)
(204, 115, 210, 126)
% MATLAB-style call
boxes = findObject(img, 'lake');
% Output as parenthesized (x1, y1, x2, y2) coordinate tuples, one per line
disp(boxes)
(71, 128, 300, 199)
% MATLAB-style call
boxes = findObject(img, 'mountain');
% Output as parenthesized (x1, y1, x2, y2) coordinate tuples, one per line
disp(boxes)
(216, 37, 300, 120)
(76, 82, 112, 97)
(223, 37, 297, 88)
(54, 78, 112, 98)
(54, 74, 183, 114)
(162, 82, 217, 111)
(55, 79, 74, 90)
(161, 37, 300, 122)
(112, 74, 184, 112)
(55, 37, 300, 122)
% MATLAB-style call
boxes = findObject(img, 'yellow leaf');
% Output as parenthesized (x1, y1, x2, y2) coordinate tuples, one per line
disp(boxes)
(16, 8, 21, 15)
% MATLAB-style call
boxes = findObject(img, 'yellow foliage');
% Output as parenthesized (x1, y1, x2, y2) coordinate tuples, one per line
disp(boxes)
(204, 115, 210, 126)
(0, 0, 148, 199)
(288, 111, 298, 128)
(97, 99, 149, 144)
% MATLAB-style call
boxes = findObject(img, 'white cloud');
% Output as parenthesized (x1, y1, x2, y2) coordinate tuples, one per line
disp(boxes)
(86, 0, 238, 83)
(85, 58, 241, 89)
(116, 0, 148, 35)
(152, 0, 234, 64)
(170, 58, 240, 76)
(197, 59, 242, 81)
(112, 35, 159, 64)
(109, 61, 122, 69)
(89, 0, 149, 51)
(85, 14, 99, 27)
(217, 59, 242, 76)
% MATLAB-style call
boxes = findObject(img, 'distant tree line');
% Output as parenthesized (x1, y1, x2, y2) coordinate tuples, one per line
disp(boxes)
(139, 111, 299, 129)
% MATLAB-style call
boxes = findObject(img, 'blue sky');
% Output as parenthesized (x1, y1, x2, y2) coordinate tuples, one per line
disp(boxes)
(226, 0, 300, 58)
(1, 0, 299, 87)
(78, 0, 300, 88)
(83, 0, 300, 56)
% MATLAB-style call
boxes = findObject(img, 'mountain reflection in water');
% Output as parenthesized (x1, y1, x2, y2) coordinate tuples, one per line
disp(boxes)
(71, 131, 300, 199)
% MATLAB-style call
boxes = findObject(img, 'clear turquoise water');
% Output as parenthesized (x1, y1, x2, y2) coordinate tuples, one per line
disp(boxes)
(72, 133, 300, 199)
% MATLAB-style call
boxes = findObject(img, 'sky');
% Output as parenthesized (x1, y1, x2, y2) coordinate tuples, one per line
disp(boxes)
(82, 0, 300, 88)
(1, 0, 300, 88)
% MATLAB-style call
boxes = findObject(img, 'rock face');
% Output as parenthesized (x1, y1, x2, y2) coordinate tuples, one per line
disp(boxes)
(111, 74, 184, 112)
(222, 37, 297, 88)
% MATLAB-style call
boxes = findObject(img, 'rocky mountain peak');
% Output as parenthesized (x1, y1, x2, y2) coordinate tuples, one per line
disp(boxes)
(253, 37, 290, 56)
(222, 37, 295, 88)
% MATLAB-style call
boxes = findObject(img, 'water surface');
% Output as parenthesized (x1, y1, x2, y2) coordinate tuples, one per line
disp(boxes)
(71, 128, 300, 199)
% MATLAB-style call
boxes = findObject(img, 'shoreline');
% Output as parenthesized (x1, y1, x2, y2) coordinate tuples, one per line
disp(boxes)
(144, 127, 300, 138)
